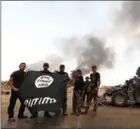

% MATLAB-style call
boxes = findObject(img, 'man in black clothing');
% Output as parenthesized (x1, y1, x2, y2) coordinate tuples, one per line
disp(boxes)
(57, 64, 69, 116)
(84, 65, 101, 114)
(42, 63, 52, 117)
(8, 62, 27, 122)
(71, 69, 85, 116)
(30, 63, 51, 119)
(42, 63, 52, 74)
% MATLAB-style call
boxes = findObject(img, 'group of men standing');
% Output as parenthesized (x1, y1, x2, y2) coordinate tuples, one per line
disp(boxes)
(71, 66, 100, 116)
(7, 62, 100, 122)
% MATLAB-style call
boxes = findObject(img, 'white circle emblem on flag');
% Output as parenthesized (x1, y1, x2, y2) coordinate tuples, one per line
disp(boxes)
(35, 75, 54, 88)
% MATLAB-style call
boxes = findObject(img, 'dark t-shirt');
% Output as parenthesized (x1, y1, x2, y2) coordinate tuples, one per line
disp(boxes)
(90, 72, 100, 88)
(10, 70, 26, 89)
(74, 76, 85, 91)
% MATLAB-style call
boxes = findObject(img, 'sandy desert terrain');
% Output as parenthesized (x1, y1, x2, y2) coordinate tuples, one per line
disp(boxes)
(1, 90, 140, 129)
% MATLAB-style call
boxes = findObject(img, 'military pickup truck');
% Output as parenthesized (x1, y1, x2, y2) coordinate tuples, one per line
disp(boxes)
(104, 67, 140, 107)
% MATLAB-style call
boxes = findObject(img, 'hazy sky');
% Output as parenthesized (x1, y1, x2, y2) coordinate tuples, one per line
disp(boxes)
(2, 1, 140, 86)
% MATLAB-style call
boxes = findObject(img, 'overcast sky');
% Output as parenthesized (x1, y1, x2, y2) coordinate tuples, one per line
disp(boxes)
(2, 1, 140, 86)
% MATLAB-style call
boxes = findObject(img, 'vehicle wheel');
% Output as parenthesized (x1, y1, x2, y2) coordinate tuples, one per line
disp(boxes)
(112, 91, 127, 107)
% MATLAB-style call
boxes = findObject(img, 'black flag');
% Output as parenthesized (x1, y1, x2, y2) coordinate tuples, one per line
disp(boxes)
(19, 71, 69, 114)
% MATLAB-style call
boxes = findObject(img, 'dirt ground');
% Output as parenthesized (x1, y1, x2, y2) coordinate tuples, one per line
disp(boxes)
(1, 94, 140, 129)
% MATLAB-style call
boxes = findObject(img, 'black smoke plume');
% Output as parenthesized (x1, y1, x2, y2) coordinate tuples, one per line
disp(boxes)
(116, 1, 140, 28)
(28, 35, 115, 75)
(116, 1, 140, 49)
(58, 35, 115, 75)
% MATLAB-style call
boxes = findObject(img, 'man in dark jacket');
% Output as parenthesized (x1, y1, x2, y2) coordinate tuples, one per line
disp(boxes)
(57, 64, 69, 116)
(71, 69, 85, 116)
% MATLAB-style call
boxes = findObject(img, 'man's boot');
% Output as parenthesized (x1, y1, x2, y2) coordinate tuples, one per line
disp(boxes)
(8, 117, 16, 122)
(76, 109, 81, 116)
(63, 111, 68, 116)
(30, 112, 37, 119)
(63, 108, 68, 116)
(71, 112, 76, 115)
(71, 109, 76, 115)
(84, 106, 89, 114)
(93, 102, 98, 112)
(45, 111, 51, 118)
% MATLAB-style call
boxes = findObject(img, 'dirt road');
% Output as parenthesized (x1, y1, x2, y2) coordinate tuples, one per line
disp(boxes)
(1, 94, 140, 129)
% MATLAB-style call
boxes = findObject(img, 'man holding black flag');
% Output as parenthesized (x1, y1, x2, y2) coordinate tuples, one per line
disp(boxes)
(30, 63, 52, 119)
(8, 63, 27, 122)
(57, 64, 70, 116)
(84, 65, 101, 114)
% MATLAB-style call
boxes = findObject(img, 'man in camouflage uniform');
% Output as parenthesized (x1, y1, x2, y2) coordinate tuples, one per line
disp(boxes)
(134, 67, 140, 102)
(82, 76, 91, 108)
(136, 67, 140, 77)
(71, 69, 85, 116)
(84, 65, 101, 114)
(57, 64, 69, 116)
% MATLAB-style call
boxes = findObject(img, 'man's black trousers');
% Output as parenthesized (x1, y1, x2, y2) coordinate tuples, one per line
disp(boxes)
(62, 88, 67, 113)
(8, 90, 25, 119)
